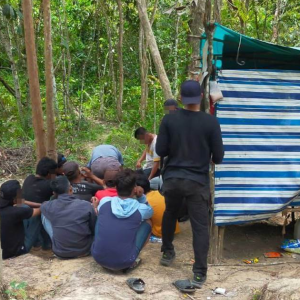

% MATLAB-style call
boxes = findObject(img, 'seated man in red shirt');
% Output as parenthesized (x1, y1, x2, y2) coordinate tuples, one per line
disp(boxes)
(95, 169, 119, 202)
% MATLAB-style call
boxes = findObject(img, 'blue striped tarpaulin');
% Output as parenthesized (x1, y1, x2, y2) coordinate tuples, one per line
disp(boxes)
(214, 70, 300, 226)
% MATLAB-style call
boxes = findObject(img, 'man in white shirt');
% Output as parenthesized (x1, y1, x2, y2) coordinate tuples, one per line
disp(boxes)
(134, 127, 160, 180)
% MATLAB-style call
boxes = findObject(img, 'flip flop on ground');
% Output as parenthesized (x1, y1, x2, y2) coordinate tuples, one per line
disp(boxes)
(126, 278, 145, 294)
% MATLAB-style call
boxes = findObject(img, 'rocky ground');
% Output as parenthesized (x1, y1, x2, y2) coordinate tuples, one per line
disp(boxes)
(2, 219, 300, 300)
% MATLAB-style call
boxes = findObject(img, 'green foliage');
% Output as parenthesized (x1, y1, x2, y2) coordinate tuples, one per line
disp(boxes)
(5, 281, 28, 300)
(105, 124, 144, 168)
(2, 4, 15, 19)
(1, 0, 300, 168)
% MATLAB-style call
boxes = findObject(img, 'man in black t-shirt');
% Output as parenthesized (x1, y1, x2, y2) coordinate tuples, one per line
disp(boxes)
(22, 157, 58, 250)
(0, 180, 41, 259)
(22, 157, 58, 204)
(63, 161, 103, 202)
(156, 80, 224, 289)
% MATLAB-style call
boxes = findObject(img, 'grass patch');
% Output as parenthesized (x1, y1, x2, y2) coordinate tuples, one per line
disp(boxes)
(4, 281, 28, 300)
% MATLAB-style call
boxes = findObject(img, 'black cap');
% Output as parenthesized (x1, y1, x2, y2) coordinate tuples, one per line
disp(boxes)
(164, 99, 178, 107)
(181, 80, 202, 105)
(0, 180, 21, 208)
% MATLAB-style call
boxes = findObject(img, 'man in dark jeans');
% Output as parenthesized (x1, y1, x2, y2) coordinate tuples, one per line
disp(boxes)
(156, 80, 224, 288)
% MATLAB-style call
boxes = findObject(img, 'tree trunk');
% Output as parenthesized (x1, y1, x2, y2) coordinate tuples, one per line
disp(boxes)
(136, 0, 173, 100)
(77, 45, 93, 131)
(63, 0, 72, 111)
(139, 25, 148, 120)
(0, 75, 15, 97)
(22, 0, 47, 160)
(188, 0, 205, 78)
(102, 1, 117, 102)
(139, 0, 158, 120)
(213, 0, 222, 23)
(173, 13, 180, 93)
(116, 0, 124, 121)
(95, 0, 105, 118)
(272, 0, 281, 43)
(43, 0, 56, 161)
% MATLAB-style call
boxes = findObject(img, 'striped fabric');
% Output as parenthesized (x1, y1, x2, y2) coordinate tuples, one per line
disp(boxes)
(214, 70, 300, 226)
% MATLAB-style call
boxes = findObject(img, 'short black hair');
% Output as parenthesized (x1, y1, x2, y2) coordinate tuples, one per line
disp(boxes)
(134, 127, 147, 139)
(115, 168, 136, 197)
(164, 99, 178, 107)
(36, 157, 58, 177)
(50, 176, 70, 195)
(104, 169, 119, 188)
(135, 172, 150, 194)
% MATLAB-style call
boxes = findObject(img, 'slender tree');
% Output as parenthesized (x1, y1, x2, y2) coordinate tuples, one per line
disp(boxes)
(22, 0, 47, 160)
(43, 0, 57, 161)
(139, 24, 148, 120)
(213, 0, 222, 23)
(116, 0, 124, 121)
(139, 0, 158, 120)
(188, 0, 205, 77)
(173, 13, 180, 93)
(272, 0, 281, 43)
(136, 0, 173, 100)
(102, 1, 117, 103)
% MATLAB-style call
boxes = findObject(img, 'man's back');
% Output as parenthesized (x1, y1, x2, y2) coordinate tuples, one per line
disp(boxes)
(147, 191, 180, 237)
(71, 181, 103, 202)
(156, 109, 224, 184)
(41, 194, 96, 258)
(22, 175, 53, 203)
(0, 206, 33, 259)
(88, 145, 124, 167)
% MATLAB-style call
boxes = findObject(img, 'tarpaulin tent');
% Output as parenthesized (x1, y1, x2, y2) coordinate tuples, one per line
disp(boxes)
(200, 23, 300, 70)
(200, 23, 300, 262)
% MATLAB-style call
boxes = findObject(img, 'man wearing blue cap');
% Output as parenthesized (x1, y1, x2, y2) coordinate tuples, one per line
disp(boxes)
(156, 80, 224, 289)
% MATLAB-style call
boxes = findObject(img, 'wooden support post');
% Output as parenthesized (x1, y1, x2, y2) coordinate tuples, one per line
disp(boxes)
(217, 226, 225, 261)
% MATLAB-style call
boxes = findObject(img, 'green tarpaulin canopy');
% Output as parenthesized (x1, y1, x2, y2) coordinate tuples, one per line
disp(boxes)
(200, 23, 300, 70)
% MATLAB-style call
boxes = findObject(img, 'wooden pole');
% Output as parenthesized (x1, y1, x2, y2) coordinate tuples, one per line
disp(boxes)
(43, 0, 57, 161)
(22, 0, 46, 160)
(217, 226, 225, 260)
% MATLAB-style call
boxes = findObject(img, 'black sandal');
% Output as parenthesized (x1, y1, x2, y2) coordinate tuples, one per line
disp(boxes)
(173, 279, 196, 293)
(126, 278, 145, 294)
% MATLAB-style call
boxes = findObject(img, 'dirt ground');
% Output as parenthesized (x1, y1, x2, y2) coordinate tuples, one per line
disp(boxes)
(3, 219, 300, 300)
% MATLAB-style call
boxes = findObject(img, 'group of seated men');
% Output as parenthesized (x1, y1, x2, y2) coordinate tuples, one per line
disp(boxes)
(0, 142, 180, 272)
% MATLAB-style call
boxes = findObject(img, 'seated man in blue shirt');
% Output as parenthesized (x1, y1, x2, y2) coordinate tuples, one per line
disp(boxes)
(92, 168, 153, 271)
(41, 176, 97, 259)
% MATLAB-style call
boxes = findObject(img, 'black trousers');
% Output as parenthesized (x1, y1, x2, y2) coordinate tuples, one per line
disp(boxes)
(143, 168, 160, 178)
(161, 178, 210, 276)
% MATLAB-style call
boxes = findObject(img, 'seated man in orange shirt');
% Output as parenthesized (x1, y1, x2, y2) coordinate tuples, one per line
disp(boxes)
(136, 172, 179, 237)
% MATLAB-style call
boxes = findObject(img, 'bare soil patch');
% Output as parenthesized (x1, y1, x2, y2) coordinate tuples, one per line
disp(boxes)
(3, 220, 300, 300)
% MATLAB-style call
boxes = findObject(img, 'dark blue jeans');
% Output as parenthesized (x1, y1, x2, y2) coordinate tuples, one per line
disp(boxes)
(161, 178, 210, 276)
(22, 214, 43, 253)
